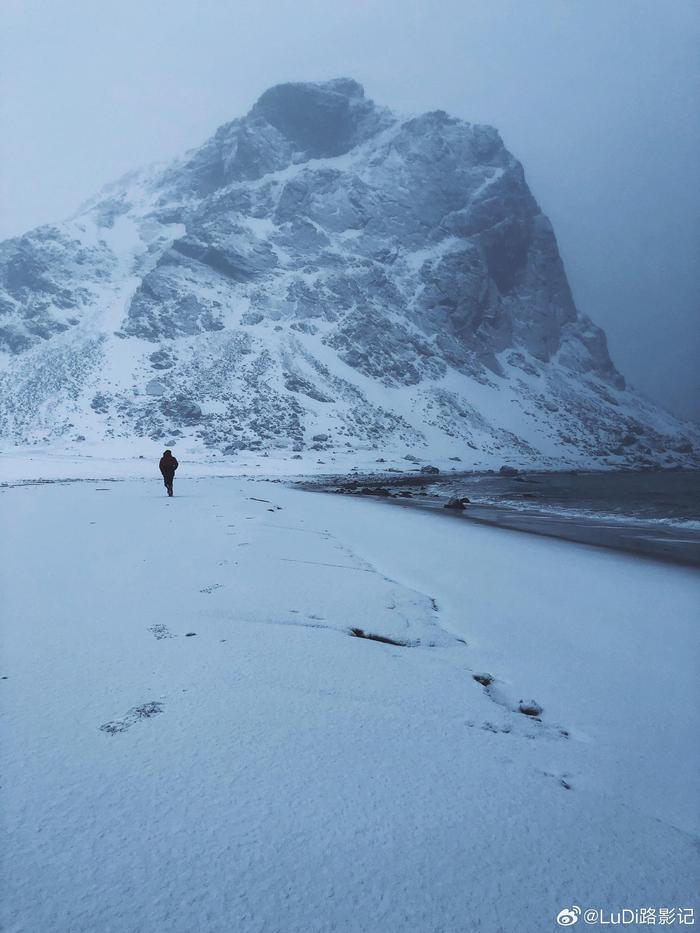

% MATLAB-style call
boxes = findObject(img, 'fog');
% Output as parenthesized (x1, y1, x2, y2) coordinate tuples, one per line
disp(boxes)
(1, 0, 698, 420)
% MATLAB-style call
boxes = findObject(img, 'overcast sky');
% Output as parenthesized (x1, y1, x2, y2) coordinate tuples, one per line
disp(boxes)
(2, 0, 698, 420)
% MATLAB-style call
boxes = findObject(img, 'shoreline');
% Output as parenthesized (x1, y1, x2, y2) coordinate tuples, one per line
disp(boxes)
(2, 456, 698, 567)
(300, 473, 700, 569)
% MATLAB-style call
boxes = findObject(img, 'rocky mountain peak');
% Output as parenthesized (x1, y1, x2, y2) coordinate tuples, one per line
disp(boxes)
(0, 79, 697, 468)
(249, 78, 380, 159)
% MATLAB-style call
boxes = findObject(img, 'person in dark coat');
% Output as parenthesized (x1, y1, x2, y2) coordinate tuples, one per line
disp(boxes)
(159, 450, 178, 496)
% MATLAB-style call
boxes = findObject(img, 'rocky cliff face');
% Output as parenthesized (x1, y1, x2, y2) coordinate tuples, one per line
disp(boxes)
(0, 79, 696, 468)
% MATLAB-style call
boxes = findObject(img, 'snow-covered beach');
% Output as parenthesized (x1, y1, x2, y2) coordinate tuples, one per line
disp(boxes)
(2, 471, 698, 932)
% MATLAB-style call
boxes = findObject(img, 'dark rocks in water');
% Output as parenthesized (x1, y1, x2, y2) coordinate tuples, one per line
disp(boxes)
(445, 496, 470, 510)
(473, 673, 494, 687)
(499, 465, 520, 476)
(349, 627, 407, 647)
(420, 465, 440, 475)
(518, 700, 543, 717)
(448, 456, 462, 461)
(403, 454, 420, 463)
(312, 433, 329, 441)
(359, 486, 393, 497)
(185, 632, 197, 637)
(398, 490, 413, 498)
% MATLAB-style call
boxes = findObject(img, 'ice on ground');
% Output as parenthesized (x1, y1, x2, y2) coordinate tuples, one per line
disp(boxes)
(1, 476, 698, 933)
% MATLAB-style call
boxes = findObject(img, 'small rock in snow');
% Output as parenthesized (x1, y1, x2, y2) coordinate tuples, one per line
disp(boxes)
(473, 673, 494, 687)
(518, 700, 543, 717)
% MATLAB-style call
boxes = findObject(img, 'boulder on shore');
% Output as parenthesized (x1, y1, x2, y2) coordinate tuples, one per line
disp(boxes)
(444, 496, 470, 510)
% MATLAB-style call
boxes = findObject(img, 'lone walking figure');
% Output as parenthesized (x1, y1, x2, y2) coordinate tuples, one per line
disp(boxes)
(159, 449, 178, 497)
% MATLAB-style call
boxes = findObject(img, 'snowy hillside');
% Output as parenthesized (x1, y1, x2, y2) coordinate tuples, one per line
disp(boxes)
(0, 78, 697, 469)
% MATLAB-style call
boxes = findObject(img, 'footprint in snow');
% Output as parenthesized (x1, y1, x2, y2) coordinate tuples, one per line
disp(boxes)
(100, 701, 164, 735)
(148, 623, 175, 640)
(471, 674, 569, 740)
(200, 583, 223, 594)
(480, 721, 512, 735)
(544, 770, 573, 790)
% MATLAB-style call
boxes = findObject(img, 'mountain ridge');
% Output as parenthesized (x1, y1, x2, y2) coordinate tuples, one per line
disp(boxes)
(0, 78, 697, 469)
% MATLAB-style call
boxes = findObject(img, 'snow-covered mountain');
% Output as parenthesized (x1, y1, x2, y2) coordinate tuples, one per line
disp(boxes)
(0, 78, 696, 468)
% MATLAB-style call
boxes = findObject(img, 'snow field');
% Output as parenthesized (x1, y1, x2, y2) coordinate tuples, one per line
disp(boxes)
(1, 476, 698, 932)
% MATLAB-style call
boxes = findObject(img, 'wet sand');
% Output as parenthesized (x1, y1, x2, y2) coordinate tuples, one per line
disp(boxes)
(389, 496, 700, 568)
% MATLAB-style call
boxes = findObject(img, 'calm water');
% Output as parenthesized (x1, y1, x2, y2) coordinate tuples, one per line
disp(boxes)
(448, 470, 700, 527)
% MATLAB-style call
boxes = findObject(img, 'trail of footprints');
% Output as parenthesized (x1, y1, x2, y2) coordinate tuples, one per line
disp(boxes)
(105, 493, 572, 786)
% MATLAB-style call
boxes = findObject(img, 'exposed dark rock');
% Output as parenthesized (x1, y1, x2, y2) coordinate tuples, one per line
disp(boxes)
(518, 700, 543, 717)
(445, 496, 470, 510)
(349, 627, 408, 646)
(160, 396, 202, 425)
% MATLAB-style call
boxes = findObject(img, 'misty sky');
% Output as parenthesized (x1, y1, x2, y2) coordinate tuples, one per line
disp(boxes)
(2, 0, 698, 420)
